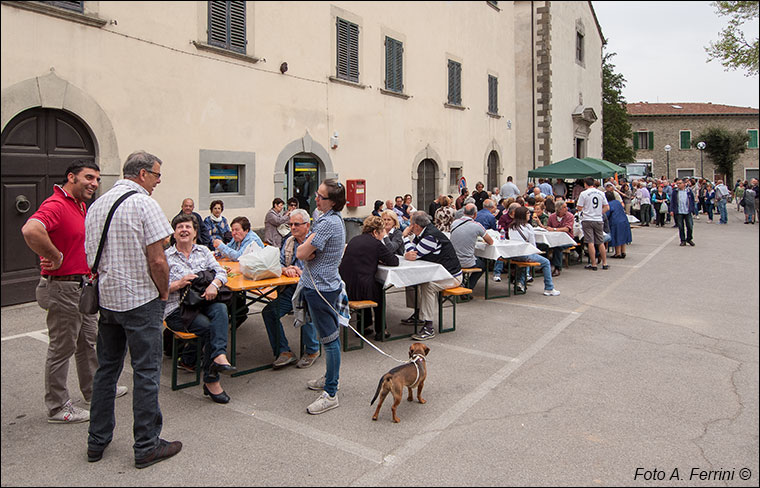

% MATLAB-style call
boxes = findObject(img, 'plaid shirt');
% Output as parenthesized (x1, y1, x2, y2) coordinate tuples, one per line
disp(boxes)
(164, 244, 228, 318)
(300, 209, 345, 292)
(84, 179, 172, 312)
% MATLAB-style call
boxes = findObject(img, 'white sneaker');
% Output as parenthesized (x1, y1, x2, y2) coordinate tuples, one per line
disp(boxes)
(48, 400, 89, 424)
(83, 385, 128, 405)
(543, 289, 561, 296)
(493, 275, 502, 282)
(306, 376, 340, 391)
(306, 391, 339, 415)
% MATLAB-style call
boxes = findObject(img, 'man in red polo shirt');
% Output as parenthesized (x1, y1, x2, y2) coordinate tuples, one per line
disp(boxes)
(22, 160, 127, 424)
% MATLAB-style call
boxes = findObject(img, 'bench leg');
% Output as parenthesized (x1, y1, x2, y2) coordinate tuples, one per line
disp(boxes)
(343, 308, 365, 352)
(171, 335, 201, 391)
(437, 293, 456, 334)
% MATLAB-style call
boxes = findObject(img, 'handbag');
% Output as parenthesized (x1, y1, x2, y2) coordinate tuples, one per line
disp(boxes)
(632, 197, 641, 211)
(78, 190, 138, 314)
(659, 201, 669, 213)
(179, 269, 233, 326)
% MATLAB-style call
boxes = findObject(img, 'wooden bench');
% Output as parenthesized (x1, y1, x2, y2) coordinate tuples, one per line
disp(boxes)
(510, 261, 541, 295)
(437, 286, 472, 333)
(344, 300, 377, 351)
(459, 267, 481, 301)
(163, 322, 201, 391)
(563, 245, 582, 267)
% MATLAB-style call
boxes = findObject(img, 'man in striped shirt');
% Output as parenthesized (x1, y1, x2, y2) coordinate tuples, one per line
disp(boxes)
(401, 212, 462, 341)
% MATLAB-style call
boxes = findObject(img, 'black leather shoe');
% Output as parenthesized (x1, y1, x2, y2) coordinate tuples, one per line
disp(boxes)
(400, 314, 421, 325)
(203, 384, 230, 404)
(87, 447, 106, 463)
(135, 439, 182, 469)
(209, 361, 237, 375)
(374, 330, 391, 341)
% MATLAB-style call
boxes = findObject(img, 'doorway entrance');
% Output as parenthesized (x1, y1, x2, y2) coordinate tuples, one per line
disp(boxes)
(487, 150, 499, 191)
(416, 158, 438, 213)
(284, 154, 323, 215)
(1, 107, 96, 306)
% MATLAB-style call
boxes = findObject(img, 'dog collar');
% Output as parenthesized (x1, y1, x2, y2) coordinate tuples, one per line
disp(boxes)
(409, 355, 425, 388)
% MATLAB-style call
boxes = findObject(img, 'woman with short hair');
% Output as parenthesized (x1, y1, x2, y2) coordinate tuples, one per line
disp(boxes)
(212, 216, 264, 260)
(204, 199, 231, 247)
(264, 197, 291, 248)
(380, 209, 404, 255)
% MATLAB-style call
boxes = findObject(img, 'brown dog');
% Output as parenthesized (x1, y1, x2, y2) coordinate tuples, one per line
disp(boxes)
(371, 342, 429, 423)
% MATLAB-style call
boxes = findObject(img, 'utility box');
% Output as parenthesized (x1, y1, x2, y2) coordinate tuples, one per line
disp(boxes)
(345, 179, 366, 207)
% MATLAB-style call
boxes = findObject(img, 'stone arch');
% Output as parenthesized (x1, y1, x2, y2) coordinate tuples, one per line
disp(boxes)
(1, 69, 120, 188)
(412, 144, 444, 210)
(482, 139, 504, 189)
(273, 130, 336, 196)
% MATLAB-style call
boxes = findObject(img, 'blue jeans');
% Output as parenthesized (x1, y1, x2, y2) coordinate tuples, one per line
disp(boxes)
(717, 199, 728, 223)
(302, 287, 341, 396)
(88, 298, 165, 459)
(165, 302, 229, 384)
(706, 202, 714, 221)
(550, 244, 573, 270)
(491, 259, 505, 277)
(261, 285, 319, 356)
(675, 213, 693, 242)
(514, 253, 554, 290)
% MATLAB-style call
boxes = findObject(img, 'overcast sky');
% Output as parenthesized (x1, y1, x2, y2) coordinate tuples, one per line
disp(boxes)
(592, 1, 759, 109)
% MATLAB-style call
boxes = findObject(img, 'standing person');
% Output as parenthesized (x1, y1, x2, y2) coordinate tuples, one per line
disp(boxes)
(261, 209, 321, 369)
(204, 200, 231, 245)
(735, 180, 745, 212)
(704, 183, 716, 223)
(471, 182, 489, 211)
(651, 185, 670, 228)
(296, 179, 347, 415)
(21, 160, 128, 424)
(605, 190, 633, 258)
(688, 179, 700, 220)
(174, 198, 210, 248)
(714, 180, 730, 224)
(539, 178, 554, 197)
(669, 178, 696, 246)
(264, 198, 291, 248)
(635, 181, 652, 226)
(552, 178, 567, 199)
(84, 150, 181, 468)
(500, 176, 521, 199)
(752, 178, 760, 223)
(742, 181, 756, 224)
(576, 177, 610, 270)
(433, 195, 456, 232)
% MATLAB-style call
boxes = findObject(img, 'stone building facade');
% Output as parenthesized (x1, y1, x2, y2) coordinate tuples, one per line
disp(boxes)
(627, 102, 759, 183)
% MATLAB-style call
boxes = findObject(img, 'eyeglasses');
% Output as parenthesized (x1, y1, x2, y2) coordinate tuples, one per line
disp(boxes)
(291, 222, 308, 227)
(145, 170, 161, 178)
(315, 192, 329, 200)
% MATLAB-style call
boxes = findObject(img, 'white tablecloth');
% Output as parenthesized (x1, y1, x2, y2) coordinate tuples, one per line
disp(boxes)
(376, 259, 454, 289)
(533, 229, 577, 248)
(474, 240, 541, 260)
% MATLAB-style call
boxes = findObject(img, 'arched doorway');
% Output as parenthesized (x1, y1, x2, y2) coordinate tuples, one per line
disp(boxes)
(487, 150, 499, 191)
(1, 107, 96, 306)
(416, 158, 438, 213)
(283, 153, 324, 215)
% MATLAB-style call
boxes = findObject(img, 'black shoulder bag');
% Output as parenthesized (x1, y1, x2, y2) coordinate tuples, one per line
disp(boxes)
(78, 191, 138, 314)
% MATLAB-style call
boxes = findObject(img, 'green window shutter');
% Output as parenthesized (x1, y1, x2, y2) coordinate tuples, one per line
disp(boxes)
(680, 131, 691, 150)
(748, 129, 759, 149)
(337, 18, 360, 82)
(448, 60, 461, 105)
(385, 37, 403, 92)
(488, 75, 498, 114)
(648, 131, 654, 150)
(633, 133, 639, 151)
(208, 1, 246, 53)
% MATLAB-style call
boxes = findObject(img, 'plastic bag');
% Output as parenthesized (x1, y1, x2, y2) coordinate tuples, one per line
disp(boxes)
(239, 246, 282, 281)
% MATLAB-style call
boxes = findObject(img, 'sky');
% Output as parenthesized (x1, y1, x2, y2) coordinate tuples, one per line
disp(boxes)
(592, 1, 759, 109)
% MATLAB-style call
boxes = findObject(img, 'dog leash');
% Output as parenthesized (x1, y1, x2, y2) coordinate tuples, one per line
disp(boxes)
(305, 263, 408, 364)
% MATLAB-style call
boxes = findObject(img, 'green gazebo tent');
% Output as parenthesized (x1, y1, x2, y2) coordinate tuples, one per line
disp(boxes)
(527, 157, 616, 180)
(583, 157, 625, 175)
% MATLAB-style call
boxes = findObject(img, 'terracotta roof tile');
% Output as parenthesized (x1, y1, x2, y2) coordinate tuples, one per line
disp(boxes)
(627, 102, 758, 116)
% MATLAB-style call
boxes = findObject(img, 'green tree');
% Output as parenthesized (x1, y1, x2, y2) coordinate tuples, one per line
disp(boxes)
(705, 1, 759, 76)
(602, 48, 635, 165)
(693, 127, 749, 183)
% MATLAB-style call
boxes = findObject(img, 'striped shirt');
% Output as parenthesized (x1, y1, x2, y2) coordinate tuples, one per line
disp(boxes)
(404, 231, 442, 258)
(84, 179, 172, 312)
(164, 244, 228, 318)
(300, 209, 345, 292)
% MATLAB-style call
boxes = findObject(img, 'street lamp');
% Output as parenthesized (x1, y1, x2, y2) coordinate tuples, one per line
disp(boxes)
(664, 144, 671, 180)
(697, 141, 706, 178)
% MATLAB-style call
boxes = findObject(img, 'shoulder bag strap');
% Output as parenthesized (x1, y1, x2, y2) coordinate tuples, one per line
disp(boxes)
(91, 190, 138, 274)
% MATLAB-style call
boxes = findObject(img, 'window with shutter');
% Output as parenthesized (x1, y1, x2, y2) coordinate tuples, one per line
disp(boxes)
(41, 1, 84, 12)
(337, 18, 360, 82)
(488, 75, 498, 114)
(680, 131, 691, 150)
(748, 129, 759, 149)
(385, 37, 403, 92)
(208, 1, 246, 54)
(648, 131, 654, 150)
(448, 60, 462, 106)
(576, 32, 584, 63)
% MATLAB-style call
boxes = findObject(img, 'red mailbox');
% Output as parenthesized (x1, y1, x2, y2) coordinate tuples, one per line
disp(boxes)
(345, 179, 366, 207)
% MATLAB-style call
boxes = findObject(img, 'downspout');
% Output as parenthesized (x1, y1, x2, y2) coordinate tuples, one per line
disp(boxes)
(531, 1, 536, 172)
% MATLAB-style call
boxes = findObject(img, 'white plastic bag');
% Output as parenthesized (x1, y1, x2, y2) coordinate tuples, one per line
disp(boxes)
(238, 245, 282, 281)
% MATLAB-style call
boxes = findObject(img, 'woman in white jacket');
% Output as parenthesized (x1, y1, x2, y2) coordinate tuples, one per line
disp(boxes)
(507, 206, 560, 296)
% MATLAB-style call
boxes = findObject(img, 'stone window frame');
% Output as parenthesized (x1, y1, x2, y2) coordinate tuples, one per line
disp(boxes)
(198, 149, 256, 211)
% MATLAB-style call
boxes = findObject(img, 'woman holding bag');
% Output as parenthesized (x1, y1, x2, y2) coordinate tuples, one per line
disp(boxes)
(164, 214, 236, 404)
(651, 185, 670, 227)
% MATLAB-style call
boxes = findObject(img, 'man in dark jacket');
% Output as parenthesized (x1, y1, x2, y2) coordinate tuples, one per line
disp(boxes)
(669, 178, 696, 246)
(175, 198, 210, 248)
(400, 212, 463, 341)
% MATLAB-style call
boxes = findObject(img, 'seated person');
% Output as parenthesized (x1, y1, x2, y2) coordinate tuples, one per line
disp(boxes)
(372, 200, 384, 217)
(450, 204, 494, 298)
(204, 199, 231, 246)
(545, 201, 575, 277)
(175, 198, 211, 249)
(164, 214, 236, 404)
(261, 209, 321, 369)
(212, 216, 264, 260)
(531, 201, 549, 228)
(507, 207, 560, 296)
(339, 216, 399, 340)
(381, 209, 405, 255)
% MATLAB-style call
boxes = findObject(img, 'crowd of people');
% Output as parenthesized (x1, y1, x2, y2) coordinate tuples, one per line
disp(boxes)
(21, 151, 759, 470)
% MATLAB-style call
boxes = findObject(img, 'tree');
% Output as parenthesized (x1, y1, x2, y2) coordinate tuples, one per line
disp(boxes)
(705, 1, 759, 76)
(693, 127, 749, 183)
(602, 47, 635, 165)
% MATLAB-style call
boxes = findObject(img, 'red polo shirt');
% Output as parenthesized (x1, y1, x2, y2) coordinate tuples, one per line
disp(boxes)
(547, 211, 575, 239)
(27, 185, 90, 276)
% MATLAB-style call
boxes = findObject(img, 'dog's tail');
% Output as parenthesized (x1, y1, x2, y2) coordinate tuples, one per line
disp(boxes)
(370, 374, 390, 405)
